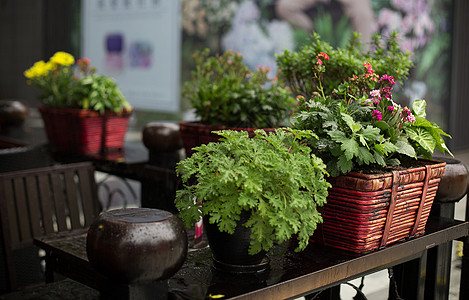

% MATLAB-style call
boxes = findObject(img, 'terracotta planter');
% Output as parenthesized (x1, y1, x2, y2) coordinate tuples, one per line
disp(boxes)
(312, 159, 446, 253)
(39, 105, 132, 155)
(179, 121, 277, 157)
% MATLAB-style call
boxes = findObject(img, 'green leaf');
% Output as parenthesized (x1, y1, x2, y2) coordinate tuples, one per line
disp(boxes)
(374, 152, 386, 166)
(341, 112, 361, 133)
(374, 121, 390, 132)
(341, 138, 359, 160)
(337, 155, 353, 174)
(374, 141, 398, 156)
(406, 127, 436, 153)
(412, 99, 427, 118)
(395, 139, 417, 158)
(327, 130, 347, 142)
(357, 147, 375, 165)
(361, 125, 381, 142)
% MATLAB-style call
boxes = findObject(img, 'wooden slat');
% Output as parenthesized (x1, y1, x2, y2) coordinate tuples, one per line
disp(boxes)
(2, 180, 20, 248)
(50, 173, 68, 231)
(25, 175, 43, 237)
(0, 177, 19, 290)
(77, 168, 98, 227)
(64, 170, 81, 229)
(12, 177, 33, 246)
(37, 174, 55, 234)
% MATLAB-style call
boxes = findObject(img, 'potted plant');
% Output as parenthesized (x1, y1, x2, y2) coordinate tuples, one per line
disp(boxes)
(180, 48, 296, 156)
(24, 51, 132, 155)
(276, 32, 451, 253)
(276, 31, 414, 99)
(175, 128, 330, 271)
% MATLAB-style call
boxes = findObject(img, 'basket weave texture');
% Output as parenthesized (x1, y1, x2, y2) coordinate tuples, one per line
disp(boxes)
(313, 159, 446, 253)
(39, 105, 132, 155)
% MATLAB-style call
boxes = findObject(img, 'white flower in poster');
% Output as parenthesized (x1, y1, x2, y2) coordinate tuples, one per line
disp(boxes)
(221, 0, 294, 76)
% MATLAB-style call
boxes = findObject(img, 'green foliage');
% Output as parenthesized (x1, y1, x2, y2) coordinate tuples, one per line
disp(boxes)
(74, 75, 131, 114)
(405, 99, 452, 158)
(276, 31, 413, 99)
(175, 128, 331, 254)
(183, 49, 296, 128)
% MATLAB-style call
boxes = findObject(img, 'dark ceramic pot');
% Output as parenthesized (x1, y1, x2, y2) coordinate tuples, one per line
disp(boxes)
(203, 211, 269, 273)
(434, 156, 469, 203)
(142, 122, 183, 153)
(86, 208, 187, 284)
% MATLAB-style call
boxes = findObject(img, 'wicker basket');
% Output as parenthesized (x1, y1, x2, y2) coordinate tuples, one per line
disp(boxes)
(39, 105, 132, 155)
(312, 159, 446, 253)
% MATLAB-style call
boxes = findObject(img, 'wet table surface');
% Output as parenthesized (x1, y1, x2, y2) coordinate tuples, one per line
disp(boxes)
(33, 216, 469, 300)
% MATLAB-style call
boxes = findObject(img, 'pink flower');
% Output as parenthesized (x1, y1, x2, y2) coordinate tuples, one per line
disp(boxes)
(317, 58, 323, 66)
(372, 110, 383, 121)
(364, 62, 373, 75)
(379, 74, 395, 86)
(406, 114, 416, 123)
(77, 57, 90, 65)
(387, 106, 395, 111)
(370, 89, 381, 98)
(317, 52, 329, 60)
(401, 107, 416, 123)
(401, 107, 411, 116)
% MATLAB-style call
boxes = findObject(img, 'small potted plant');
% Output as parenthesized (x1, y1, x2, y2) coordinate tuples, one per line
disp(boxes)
(277, 32, 451, 253)
(24, 51, 132, 155)
(175, 128, 330, 271)
(180, 48, 296, 156)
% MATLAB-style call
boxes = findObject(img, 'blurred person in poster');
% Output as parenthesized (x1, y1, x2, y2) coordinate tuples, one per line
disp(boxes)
(275, 0, 377, 44)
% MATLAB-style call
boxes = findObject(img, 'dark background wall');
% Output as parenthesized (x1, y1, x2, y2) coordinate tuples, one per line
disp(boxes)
(450, 0, 469, 151)
(0, 0, 79, 106)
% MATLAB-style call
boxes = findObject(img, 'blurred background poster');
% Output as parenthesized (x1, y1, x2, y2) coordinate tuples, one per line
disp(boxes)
(81, 0, 180, 112)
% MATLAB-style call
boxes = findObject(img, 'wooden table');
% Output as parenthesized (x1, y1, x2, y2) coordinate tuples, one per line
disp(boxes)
(33, 215, 469, 300)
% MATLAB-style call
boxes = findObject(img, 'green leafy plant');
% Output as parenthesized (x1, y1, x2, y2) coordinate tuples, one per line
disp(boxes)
(175, 128, 330, 254)
(24, 51, 131, 113)
(276, 31, 414, 99)
(183, 48, 295, 128)
(290, 50, 451, 177)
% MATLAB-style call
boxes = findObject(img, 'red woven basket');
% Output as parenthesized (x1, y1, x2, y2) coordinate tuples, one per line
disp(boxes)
(179, 121, 277, 157)
(39, 105, 132, 155)
(312, 159, 446, 253)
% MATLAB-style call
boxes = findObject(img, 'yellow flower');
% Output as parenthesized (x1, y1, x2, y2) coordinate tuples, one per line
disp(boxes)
(24, 60, 54, 79)
(50, 51, 75, 66)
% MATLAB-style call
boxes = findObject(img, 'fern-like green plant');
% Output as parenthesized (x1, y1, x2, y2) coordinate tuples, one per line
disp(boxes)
(175, 128, 330, 255)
